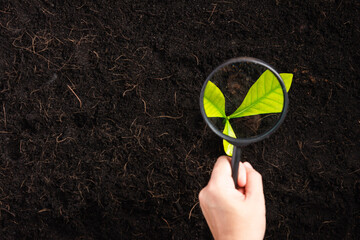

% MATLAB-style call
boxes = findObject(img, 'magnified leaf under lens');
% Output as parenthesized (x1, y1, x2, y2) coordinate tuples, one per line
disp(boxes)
(204, 69, 293, 156)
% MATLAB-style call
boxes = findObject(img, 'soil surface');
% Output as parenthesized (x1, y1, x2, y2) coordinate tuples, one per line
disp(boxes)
(0, 1, 359, 239)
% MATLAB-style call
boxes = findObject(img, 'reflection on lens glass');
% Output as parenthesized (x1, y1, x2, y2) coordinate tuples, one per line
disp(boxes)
(203, 61, 285, 139)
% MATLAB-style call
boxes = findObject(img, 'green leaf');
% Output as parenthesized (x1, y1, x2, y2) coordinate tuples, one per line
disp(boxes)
(223, 119, 236, 156)
(229, 71, 293, 118)
(279, 73, 293, 92)
(203, 81, 226, 118)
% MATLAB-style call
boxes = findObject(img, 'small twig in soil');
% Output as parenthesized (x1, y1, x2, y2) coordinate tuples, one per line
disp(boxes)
(40, 7, 55, 16)
(150, 75, 173, 81)
(297, 140, 308, 160)
(0, 9, 11, 14)
(55, 133, 75, 144)
(262, 145, 280, 169)
(208, 4, 217, 22)
(184, 145, 196, 176)
(191, 53, 199, 65)
(67, 85, 82, 108)
(0, 131, 11, 134)
(349, 168, 360, 175)
(188, 201, 199, 219)
(157, 132, 169, 137)
(0, 207, 16, 218)
(2, 102, 6, 129)
(141, 98, 152, 117)
(92, 50, 100, 60)
(134, 128, 145, 151)
(12, 32, 61, 69)
(38, 208, 51, 213)
(161, 217, 171, 229)
(122, 84, 138, 97)
(133, 46, 149, 60)
(154, 113, 183, 120)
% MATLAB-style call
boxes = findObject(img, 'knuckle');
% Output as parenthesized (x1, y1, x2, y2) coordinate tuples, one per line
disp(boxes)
(206, 182, 219, 195)
(198, 188, 208, 204)
(198, 189, 205, 202)
(249, 170, 262, 180)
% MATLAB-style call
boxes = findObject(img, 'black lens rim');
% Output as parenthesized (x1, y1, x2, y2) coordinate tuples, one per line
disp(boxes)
(200, 57, 289, 146)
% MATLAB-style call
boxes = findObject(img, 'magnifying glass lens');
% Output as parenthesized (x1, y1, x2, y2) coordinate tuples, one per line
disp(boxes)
(203, 61, 286, 140)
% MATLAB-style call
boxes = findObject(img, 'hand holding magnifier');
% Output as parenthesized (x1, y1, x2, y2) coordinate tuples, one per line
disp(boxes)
(200, 57, 293, 188)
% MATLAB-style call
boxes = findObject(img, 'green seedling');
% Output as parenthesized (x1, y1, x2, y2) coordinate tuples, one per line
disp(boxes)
(204, 70, 293, 156)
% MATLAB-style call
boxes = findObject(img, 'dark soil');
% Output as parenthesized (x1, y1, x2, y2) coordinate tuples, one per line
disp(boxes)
(0, 1, 359, 239)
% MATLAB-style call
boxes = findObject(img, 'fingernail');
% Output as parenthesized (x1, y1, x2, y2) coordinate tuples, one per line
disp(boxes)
(244, 162, 253, 169)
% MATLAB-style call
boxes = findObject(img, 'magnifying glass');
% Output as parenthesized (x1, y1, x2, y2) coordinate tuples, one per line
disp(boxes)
(200, 57, 289, 188)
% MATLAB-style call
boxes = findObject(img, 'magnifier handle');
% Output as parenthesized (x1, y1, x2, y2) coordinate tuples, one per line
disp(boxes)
(231, 146, 242, 189)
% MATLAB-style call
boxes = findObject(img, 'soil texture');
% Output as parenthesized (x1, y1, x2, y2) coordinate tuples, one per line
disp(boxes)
(0, 0, 359, 239)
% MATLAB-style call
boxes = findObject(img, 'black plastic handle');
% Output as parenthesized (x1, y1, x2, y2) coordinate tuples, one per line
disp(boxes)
(231, 146, 242, 188)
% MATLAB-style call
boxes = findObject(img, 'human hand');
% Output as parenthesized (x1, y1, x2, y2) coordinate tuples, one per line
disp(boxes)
(199, 156, 266, 240)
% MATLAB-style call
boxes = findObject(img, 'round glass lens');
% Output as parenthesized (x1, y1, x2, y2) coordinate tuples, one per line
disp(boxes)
(201, 60, 286, 140)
